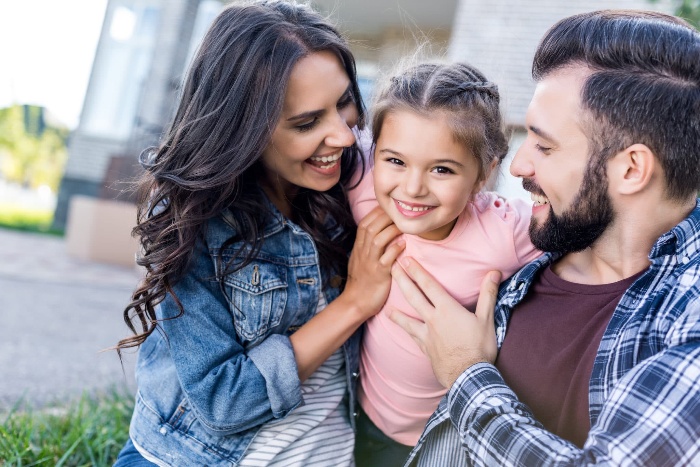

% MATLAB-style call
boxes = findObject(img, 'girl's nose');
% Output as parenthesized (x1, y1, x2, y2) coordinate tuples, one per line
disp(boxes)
(404, 170, 428, 198)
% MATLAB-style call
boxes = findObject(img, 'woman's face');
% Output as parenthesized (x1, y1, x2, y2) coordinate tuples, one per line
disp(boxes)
(260, 50, 359, 211)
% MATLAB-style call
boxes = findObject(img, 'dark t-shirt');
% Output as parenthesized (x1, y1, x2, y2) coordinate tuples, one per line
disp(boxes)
(495, 266, 644, 447)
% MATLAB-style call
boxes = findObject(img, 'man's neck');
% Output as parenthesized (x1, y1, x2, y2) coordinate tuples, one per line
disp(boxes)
(552, 197, 696, 285)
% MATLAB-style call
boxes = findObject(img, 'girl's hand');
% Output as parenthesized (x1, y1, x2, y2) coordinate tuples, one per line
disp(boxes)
(343, 206, 404, 319)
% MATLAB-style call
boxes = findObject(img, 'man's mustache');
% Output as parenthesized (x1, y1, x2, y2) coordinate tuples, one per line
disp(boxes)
(522, 178, 546, 197)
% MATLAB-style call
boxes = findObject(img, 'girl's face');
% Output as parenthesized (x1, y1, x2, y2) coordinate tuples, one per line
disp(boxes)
(373, 109, 483, 241)
(260, 50, 359, 213)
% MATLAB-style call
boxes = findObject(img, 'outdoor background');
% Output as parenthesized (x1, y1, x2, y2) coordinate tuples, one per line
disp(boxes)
(1, 0, 697, 464)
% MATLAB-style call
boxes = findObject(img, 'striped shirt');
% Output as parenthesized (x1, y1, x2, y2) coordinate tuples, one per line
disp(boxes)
(239, 294, 354, 467)
(407, 200, 700, 466)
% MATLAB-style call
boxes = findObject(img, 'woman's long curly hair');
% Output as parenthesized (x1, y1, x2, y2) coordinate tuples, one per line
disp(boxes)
(117, 0, 366, 352)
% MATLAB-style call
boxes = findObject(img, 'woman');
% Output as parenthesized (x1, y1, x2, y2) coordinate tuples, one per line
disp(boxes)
(114, 1, 403, 465)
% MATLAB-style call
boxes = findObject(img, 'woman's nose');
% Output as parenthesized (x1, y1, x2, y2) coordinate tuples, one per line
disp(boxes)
(326, 109, 358, 148)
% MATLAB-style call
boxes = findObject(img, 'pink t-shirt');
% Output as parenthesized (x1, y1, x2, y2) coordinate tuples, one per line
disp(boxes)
(348, 168, 541, 445)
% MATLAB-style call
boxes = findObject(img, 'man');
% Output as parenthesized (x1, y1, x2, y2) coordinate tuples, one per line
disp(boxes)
(389, 10, 700, 466)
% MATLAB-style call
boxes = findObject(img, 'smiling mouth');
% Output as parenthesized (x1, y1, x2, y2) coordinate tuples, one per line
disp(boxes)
(522, 179, 549, 207)
(307, 152, 341, 169)
(530, 193, 549, 206)
(395, 199, 435, 212)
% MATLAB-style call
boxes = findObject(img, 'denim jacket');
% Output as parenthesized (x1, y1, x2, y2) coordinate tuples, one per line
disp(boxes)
(128, 196, 360, 466)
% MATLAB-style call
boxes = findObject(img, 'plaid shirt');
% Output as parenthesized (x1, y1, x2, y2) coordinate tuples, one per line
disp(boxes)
(406, 200, 700, 467)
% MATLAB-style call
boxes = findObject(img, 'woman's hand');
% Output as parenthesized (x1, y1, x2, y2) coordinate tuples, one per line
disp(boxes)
(290, 206, 403, 381)
(343, 206, 405, 319)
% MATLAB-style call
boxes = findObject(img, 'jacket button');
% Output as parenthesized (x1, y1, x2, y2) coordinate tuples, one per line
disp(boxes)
(352, 372, 359, 379)
(352, 412, 358, 418)
(159, 426, 167, 435)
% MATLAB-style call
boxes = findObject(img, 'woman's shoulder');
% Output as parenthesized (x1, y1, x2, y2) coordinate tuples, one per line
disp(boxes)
(202, 211, 242, 249)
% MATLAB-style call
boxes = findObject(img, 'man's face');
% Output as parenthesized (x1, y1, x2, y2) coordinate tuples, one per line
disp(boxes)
(510, 66, 613, 253)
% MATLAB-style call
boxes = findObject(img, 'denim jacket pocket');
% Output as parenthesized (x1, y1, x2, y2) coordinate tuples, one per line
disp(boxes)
(222, 261, 288, 343)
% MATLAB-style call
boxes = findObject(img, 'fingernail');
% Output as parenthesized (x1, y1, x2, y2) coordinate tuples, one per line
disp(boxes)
(400, 257, 410, 267)
(490, 271, 501, 283)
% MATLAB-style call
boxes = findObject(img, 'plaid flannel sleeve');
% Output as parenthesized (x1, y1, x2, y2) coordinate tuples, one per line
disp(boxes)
(448, 344, 700, 466)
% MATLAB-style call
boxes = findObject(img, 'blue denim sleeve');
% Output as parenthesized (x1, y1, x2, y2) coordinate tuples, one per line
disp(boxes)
(157, 240, 303, 435)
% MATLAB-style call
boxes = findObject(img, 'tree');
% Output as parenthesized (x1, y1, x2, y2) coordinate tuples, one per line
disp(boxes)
(676, 0, 700, 27)
(0, 105, 69, 192)
(650, 0, 700, 27)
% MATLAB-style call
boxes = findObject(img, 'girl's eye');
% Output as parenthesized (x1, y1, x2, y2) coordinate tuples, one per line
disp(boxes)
(386, 157, 405, 166)
(432, 166, 455, 175)
(535, 143, 552, 154)
(296, 119, 319, 132)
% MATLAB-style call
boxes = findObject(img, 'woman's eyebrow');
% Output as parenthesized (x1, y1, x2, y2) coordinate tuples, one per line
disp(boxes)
(287, 109, 324, 122)
(286, 84, 353, 121)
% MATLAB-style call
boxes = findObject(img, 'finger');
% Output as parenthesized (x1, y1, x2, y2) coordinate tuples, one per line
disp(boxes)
(359, 206, 390, 230)
(474, 271, 501, 326)
(370, 224, 403, 259)
(359, 208, 394, 255)
(401, 257, 460, 309)
(386, 306, 426, 344)
(355, 207, 384, 248)
(379, 237, 406, 267)
(391, 262, 433, 320)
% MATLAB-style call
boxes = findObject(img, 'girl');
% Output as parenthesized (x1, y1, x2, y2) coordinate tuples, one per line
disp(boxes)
(349, 62, 541, 465)
(113, 2, 403, 465)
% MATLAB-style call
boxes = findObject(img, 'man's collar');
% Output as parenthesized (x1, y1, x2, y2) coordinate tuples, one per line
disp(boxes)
(649, 198, 700, 262)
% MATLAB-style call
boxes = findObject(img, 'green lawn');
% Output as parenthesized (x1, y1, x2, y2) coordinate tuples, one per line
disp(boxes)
(0, 202, 60, 235)
(0, 391, 133, 466)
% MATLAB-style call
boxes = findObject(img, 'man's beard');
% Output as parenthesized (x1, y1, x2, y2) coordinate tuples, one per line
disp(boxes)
(525, 168, 614, 254)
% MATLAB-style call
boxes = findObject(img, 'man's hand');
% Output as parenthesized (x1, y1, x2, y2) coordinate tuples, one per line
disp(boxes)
(388, 257, 501, 388)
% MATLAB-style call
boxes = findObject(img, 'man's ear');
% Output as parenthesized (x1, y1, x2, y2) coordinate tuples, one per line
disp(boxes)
(608, 144, 656, 195)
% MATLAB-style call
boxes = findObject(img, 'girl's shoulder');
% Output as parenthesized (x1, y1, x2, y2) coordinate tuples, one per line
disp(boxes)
(472, 191, 532, 221)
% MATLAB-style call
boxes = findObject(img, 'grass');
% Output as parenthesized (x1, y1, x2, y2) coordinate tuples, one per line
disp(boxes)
(0, 390, 133, 466)
(0, 202, 62, 236)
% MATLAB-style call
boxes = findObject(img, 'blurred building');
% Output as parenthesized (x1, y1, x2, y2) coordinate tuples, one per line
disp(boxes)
(54, 0, 675, 230)
(53, 0, 221, 229)
(53, 0, 457, 230)
(448, 0, 674, 199)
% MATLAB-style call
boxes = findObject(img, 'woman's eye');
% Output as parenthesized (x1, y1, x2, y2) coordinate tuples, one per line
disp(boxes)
(296, 119, 318, 132)
(535, 143, 552, 154)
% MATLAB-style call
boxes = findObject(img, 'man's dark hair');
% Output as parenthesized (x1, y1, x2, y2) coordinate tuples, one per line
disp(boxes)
(533, 10, 700, 201)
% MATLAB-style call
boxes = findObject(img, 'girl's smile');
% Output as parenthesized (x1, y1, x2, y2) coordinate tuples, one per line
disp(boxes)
(373, 109, 483, 241)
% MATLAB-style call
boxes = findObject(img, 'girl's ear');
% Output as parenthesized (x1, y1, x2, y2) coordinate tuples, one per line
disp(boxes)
(474, 157, 500, 195)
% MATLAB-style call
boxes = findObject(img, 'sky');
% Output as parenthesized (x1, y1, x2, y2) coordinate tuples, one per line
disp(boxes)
(0, 0, 108, 129)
